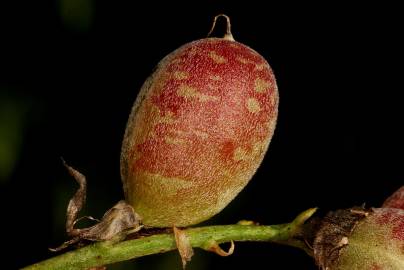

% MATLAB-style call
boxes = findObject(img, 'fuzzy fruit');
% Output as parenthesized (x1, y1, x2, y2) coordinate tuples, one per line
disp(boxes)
(120, 20, 278, 227)
(314, 187, 404, 269)
(334, 208, 404, 270)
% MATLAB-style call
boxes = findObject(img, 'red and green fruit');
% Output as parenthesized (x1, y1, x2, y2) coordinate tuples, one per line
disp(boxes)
(121, 37, 278, 227)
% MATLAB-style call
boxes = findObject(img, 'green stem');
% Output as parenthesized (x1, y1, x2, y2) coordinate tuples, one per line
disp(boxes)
(22, 208, 316, 270)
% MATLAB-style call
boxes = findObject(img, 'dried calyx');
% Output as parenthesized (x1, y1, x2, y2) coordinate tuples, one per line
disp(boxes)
(50, 160, 142, 252)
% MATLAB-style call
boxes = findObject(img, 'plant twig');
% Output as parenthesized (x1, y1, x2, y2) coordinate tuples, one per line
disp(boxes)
(22, 208, 316, 270)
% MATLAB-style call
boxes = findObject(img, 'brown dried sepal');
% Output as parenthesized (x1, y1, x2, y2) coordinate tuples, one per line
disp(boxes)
(50, 161, 142, 252)
(173, 227, 194, 269)
(313, 207, 369, 269)
(202, 240, 235, 256)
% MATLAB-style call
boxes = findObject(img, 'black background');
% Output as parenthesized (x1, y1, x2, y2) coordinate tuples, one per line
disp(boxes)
(1, 1, 402, 269)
